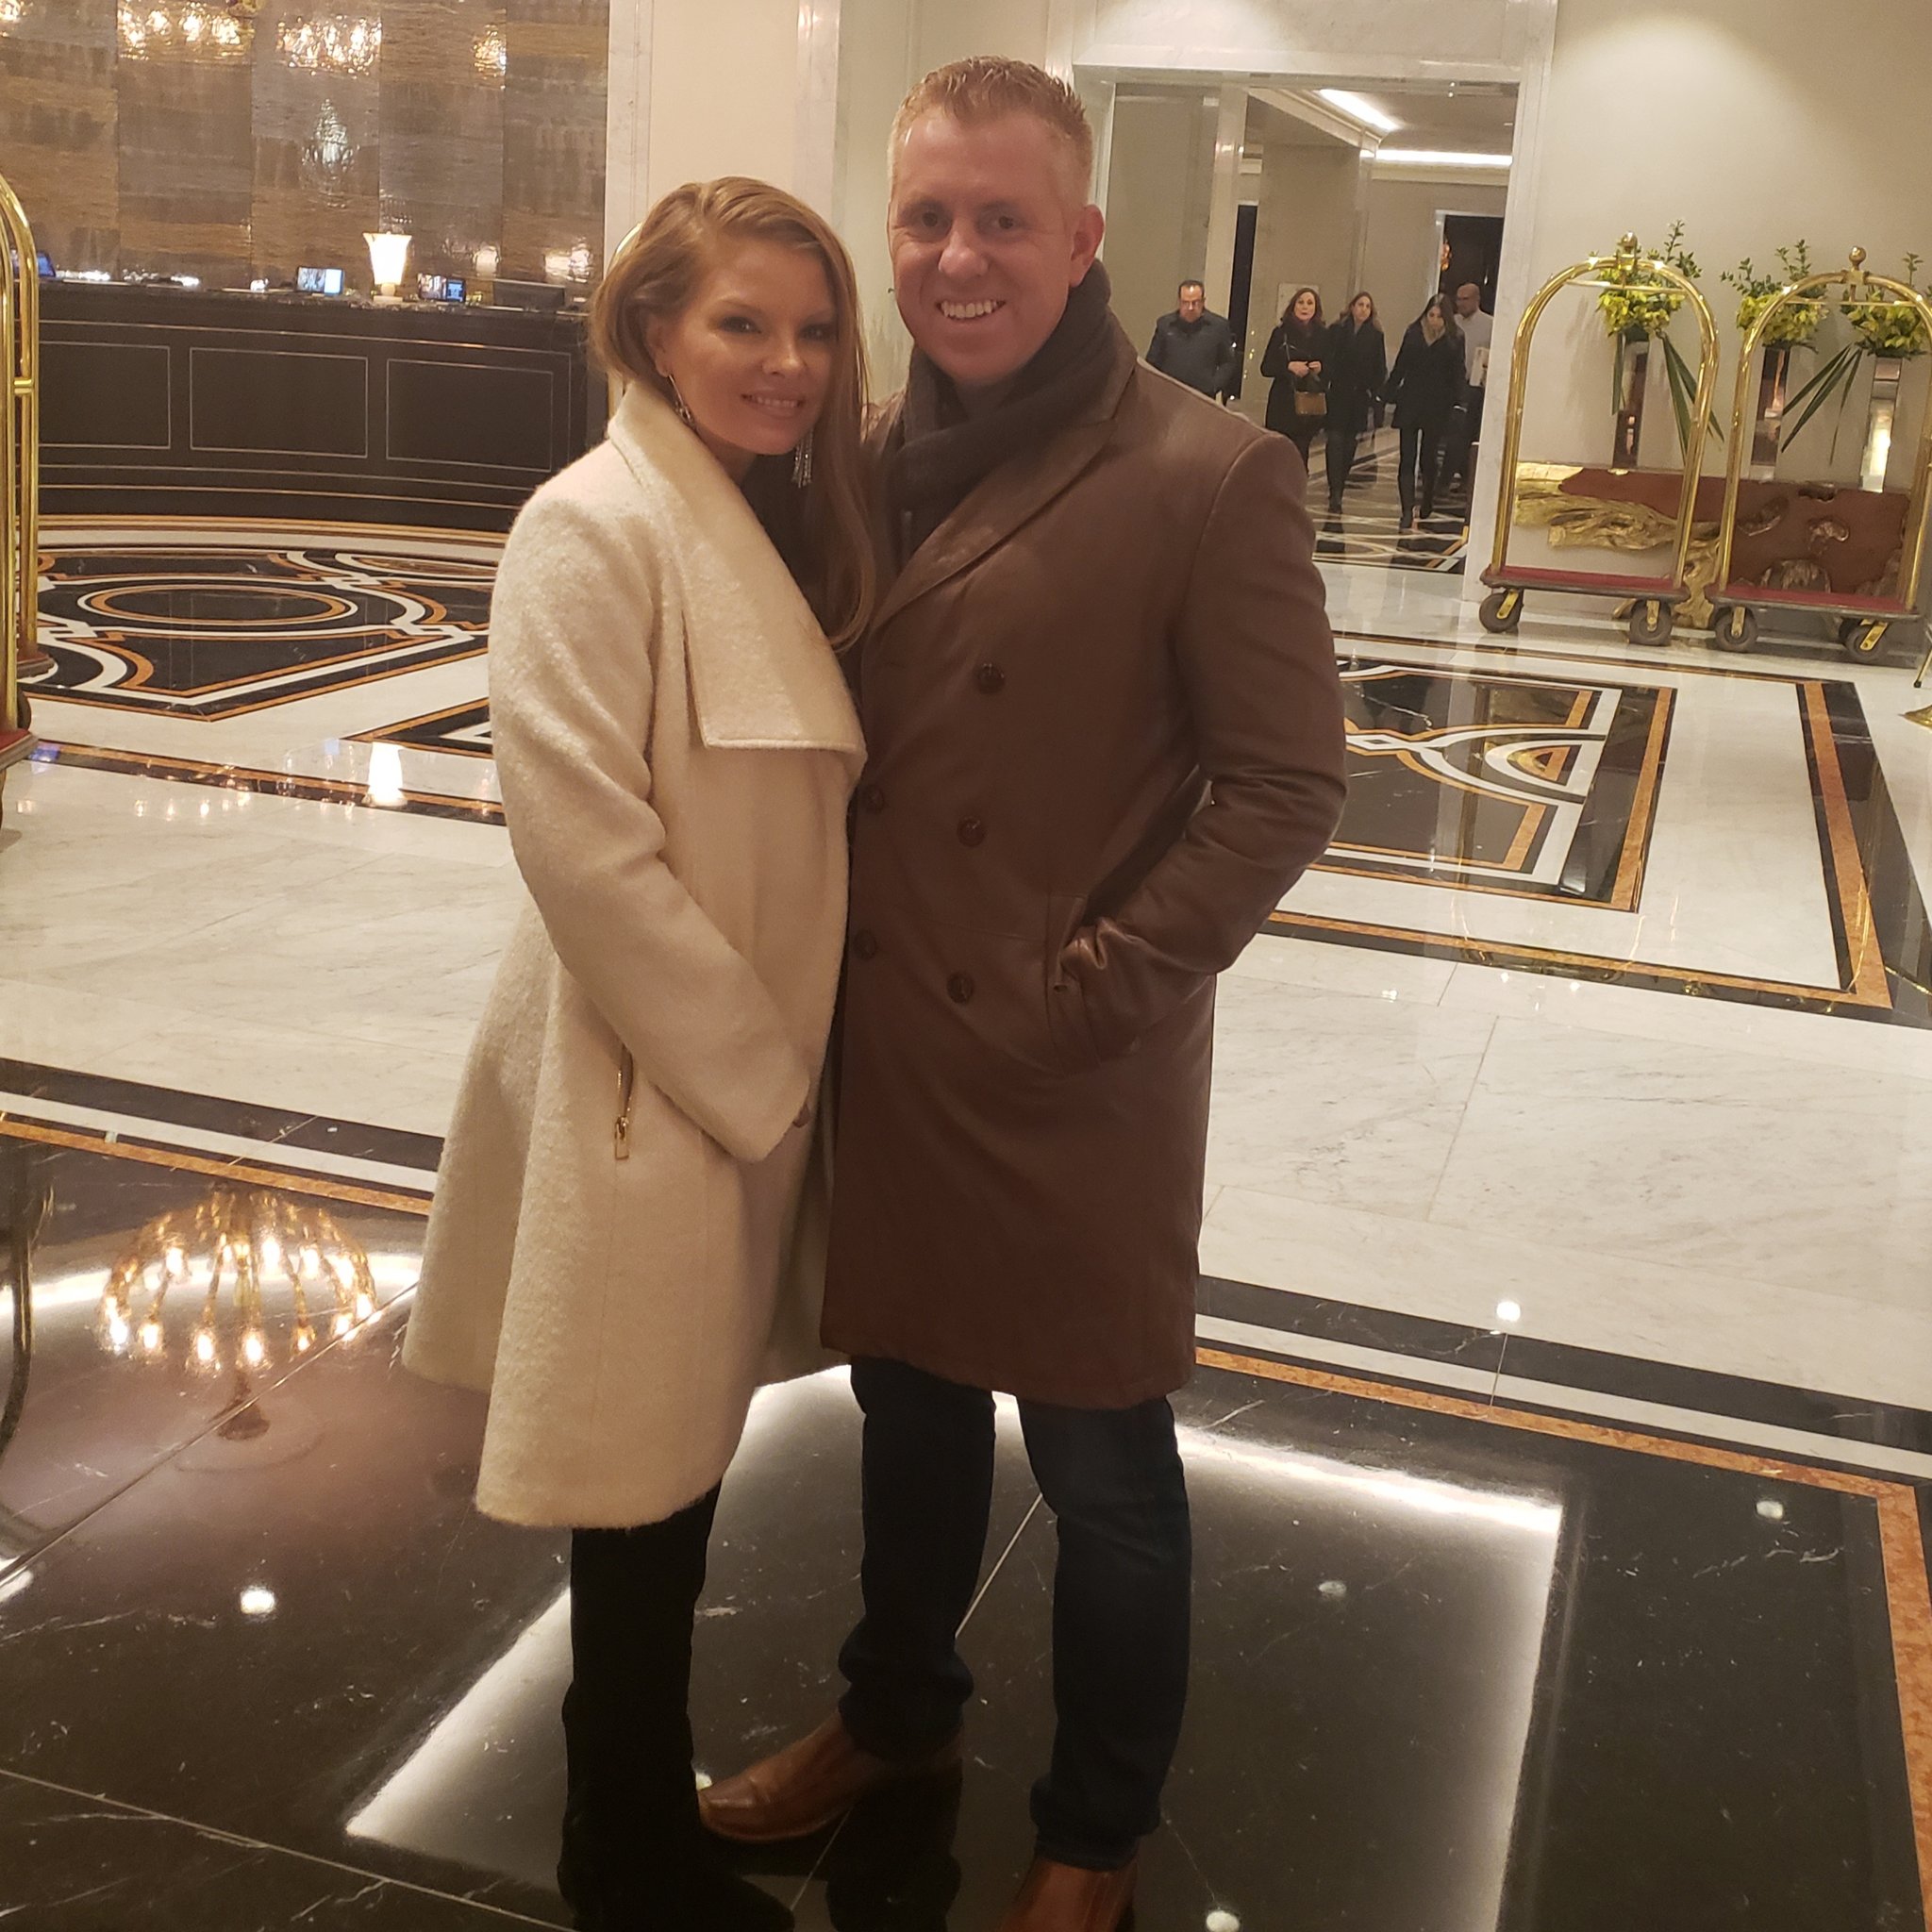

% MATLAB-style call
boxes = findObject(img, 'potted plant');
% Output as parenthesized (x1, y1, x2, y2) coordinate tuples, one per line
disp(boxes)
(1781, 254, 1931, 473)
(1722, 242, 1822, 471)
(1594, 223, 1711, 464)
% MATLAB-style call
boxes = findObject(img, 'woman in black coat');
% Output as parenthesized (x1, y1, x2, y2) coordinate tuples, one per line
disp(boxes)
(1322, 291, 1388, 514)
(1260, 287, 1327, 466)
(1383, 295, 1464, 530)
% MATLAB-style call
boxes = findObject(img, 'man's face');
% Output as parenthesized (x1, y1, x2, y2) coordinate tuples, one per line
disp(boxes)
(890, 110, 1105, 392)
(1178, 285, 1205, 323)
(1457, 284, 1481, 318)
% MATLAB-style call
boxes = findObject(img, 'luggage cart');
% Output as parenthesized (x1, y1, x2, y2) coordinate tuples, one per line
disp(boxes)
(0, 168, 39, 812)
(1708, 249, 1932, 669)
(1480, 236, 1721, 651)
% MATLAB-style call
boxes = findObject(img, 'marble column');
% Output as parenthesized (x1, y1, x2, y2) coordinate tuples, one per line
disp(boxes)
(1203, 84, 1246, 319)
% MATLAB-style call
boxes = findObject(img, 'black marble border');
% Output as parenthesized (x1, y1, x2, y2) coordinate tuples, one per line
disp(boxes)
(1201, 1274, 1932, 1460)
(27, 742, 505, 824)
(0, 1057, 442, 1175)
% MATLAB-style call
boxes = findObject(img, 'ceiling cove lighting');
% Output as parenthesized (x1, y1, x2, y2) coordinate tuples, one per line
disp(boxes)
(1316, 88, 1401, 134)
(1375, 147, 1513, 171)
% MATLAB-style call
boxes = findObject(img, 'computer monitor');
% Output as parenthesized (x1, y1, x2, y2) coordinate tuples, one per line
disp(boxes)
(34, 251, 53, 280)
(415, 274, 468, 304)
(296, 265, 345, 297)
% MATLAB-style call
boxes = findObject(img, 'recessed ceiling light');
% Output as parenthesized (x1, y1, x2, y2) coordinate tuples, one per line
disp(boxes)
(1316, 88, 1401, 134)
(1375, 148, 1513, 171)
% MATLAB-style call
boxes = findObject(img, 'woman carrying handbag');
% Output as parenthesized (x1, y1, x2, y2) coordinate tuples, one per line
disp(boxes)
(1383, 293, 1464, 531)
(1260, 286, 1328, 468)
(404, 178, 874, 1932)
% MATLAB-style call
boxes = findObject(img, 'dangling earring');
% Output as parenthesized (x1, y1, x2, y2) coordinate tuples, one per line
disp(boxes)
(791, 430, 814, 490)
(663, 372, 694, 427)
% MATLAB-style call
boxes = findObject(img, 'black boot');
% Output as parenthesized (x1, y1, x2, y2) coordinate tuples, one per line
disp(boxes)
(562, 1499, 791, 1932)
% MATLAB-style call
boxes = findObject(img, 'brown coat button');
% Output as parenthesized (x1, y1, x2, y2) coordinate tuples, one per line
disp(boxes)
(957, 817, 986, 847)
(853, 930, 879, 959)
(974, 663, 1006, 694)
(947, 973, 975, 1004)
(859, 783, 886, 812)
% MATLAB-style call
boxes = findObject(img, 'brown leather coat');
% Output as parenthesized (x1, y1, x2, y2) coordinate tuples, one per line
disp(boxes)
(820, 328, 1346, 1407)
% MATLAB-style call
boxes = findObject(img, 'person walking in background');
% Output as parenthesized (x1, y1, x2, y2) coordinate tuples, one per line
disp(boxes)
(1146, 278, 1239, 402)
(1321, 291, 1387, 515)
(403, 178, 875, 1932)
(1440, 280, 1494, 499)
(1260, 286, 1327, 467)
(1385, 293, 1463, 532)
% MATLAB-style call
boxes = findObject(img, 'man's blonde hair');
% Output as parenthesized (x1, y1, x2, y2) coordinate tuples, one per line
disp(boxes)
(891, 57, 1095, 202)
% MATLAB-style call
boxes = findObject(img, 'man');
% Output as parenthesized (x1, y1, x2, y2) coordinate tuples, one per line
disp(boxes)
(1146, 278, 1240, 402)
(702, 58, 1345, 1932)
(1441, 280, 1494, 497)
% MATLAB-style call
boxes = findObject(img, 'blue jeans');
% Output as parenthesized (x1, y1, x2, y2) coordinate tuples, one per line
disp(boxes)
(837, 1357, 1193, 1871)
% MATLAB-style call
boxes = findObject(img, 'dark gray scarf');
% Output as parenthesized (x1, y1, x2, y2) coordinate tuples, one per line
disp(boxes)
(887, 262, 1121, 556)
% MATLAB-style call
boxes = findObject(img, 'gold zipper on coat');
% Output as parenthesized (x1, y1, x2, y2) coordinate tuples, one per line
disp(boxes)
(615, 1046, 635, 1160)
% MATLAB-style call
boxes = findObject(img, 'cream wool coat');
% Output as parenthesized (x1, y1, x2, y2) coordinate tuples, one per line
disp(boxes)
(403, 382, 864, 1529)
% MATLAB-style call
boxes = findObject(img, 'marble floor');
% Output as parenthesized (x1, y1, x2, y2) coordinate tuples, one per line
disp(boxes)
(3, 519, 1930, 1928)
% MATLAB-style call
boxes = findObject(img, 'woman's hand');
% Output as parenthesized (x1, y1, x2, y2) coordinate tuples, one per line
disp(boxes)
(1288, 360, 1310, 377)
(1308, 359, 1324, 374)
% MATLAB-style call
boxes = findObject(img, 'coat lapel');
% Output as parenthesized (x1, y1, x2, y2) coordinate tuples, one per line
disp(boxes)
(608, 384, 864, 763)
(872, 335, 1138, 633)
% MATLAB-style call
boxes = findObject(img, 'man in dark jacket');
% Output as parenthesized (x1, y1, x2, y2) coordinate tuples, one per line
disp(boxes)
(701, 58, 1344, 1932)
(1146, 279, 1239, 401)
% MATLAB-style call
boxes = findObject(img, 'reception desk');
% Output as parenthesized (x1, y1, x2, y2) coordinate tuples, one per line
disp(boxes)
(39, 283, 600, 532)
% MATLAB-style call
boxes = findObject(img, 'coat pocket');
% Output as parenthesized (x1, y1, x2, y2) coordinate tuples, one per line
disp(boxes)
(1042, 894, 1102, 1076)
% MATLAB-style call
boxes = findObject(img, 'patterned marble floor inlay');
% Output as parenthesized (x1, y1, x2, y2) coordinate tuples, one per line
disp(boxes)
(24, 545, 492, 718)
(1332, 659, 1669, 907)
(355, 700, 493, 759)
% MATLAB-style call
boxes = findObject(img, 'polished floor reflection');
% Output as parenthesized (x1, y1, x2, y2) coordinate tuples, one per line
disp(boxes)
(0, 1139, 1925, 1929)
(5, 516, 1932, 1925)
(1314, 428, 1471, 575)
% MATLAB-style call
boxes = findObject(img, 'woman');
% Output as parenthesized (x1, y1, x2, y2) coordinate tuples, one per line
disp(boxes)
(1322, 291, 1387, 515)
(1383, 294, 1464, 531)
(1260, 286, 1327, 466)
(404, 179, 874, 1932)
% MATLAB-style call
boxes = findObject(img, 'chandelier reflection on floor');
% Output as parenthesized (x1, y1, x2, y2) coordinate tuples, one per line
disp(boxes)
(96, 1187, 380, 1375)
(278, 12, 381, 75)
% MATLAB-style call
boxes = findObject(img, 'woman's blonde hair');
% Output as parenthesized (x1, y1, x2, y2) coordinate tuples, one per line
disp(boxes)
(591, 177, 876, 649)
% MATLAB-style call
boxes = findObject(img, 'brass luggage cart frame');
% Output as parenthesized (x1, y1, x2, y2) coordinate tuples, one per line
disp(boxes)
(0, 168, 38, 808)
(1708, 249, 1932, 675)
(1479, 237, 1721, 652)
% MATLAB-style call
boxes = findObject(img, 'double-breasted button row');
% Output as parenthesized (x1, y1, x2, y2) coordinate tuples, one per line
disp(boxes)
(974, 662, 1006, 695)
(957, 817, 986, 847)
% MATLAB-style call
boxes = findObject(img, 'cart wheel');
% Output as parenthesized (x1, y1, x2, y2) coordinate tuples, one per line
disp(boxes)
(1840, 620, 1890, 660)
(1480, 588, 1524, 635)
(1711, 605, 1757, 653)
(1627, 599, 1674, 649)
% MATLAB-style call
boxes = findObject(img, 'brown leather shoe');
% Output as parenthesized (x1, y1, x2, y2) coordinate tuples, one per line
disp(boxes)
(699, 1712, 961, 1844)
(997, 1856, 1138, 1931)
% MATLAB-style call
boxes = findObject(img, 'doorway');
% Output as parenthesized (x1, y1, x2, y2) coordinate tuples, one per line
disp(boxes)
(1100, 78, 1518, 578)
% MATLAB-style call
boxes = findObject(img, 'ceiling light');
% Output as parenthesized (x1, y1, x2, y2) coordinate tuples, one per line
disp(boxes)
(1317, 88, 1401, 134)
(1375, 148, 1513, 171)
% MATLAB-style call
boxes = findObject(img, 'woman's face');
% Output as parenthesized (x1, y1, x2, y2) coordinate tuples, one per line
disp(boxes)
(1423, 304, 1446, 342)
(649, 239, 839, 479)
(1293, 291, 1318, 324)
(1352, 295, 1374, 325)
